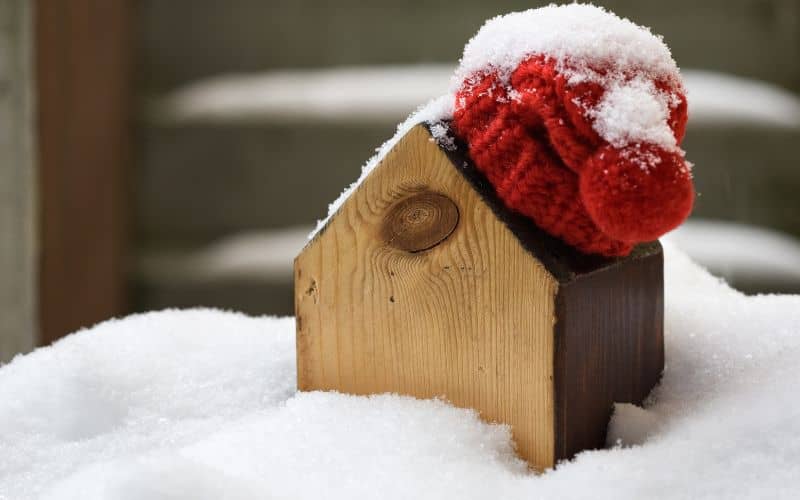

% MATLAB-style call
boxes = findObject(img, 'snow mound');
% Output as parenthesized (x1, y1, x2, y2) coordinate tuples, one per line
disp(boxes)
(2, 244, 800, 499)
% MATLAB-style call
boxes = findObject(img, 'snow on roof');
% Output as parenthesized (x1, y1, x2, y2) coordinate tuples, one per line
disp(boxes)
(3, 244, 800, 499)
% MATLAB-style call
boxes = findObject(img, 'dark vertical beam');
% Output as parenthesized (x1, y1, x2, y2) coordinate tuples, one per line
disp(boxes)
(554, 244, 664, 460)
(35, 0, 132, 344)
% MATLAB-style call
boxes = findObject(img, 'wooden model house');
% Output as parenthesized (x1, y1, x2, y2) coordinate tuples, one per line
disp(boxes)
(295, 124, 664, 470)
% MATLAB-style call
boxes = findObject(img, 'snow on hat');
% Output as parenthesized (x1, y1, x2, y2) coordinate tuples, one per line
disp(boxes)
(451, 4, 694, 256)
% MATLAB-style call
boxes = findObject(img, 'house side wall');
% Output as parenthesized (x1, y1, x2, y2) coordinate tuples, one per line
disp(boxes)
(554, 246, 664, 459)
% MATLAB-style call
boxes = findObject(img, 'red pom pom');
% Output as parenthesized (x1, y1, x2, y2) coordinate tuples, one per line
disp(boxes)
(580, 146, 694, 243)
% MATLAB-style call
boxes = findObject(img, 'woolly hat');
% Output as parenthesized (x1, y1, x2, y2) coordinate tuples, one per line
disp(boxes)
(450, 5, 694, 256)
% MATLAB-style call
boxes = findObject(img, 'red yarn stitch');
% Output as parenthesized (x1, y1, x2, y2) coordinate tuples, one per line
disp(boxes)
(451, 56, 694, 256)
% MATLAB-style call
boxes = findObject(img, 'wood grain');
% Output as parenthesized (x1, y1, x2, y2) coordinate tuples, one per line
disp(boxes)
(381, 191, 459, 252)
(296, 124, 558, 469)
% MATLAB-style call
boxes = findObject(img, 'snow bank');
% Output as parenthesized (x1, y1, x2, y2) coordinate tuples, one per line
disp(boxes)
(2, 244, 800, 499)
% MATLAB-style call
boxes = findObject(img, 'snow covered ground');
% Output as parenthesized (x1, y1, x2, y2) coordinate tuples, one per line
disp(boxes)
(2, 243, 799, 499)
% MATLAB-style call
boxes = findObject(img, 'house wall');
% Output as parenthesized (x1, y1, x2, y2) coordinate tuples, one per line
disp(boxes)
(0, 0, 36, 362)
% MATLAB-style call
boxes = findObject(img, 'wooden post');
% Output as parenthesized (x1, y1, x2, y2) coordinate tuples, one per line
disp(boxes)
(35, 0, 132, 345)
(295, 124, 663, 470)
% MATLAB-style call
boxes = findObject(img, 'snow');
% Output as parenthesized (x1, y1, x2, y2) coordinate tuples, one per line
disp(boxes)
(453, 4, 678, 88)
(3, 244, 800, 499)
(591, 76, 678, 150)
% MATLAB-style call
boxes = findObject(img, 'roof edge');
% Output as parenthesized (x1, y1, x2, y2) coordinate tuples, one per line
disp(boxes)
(428, 122, 661, 283)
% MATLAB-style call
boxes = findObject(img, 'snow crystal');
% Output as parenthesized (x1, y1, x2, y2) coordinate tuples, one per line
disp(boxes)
(3, 245, 800, 499)
(428, 121, 456, 151)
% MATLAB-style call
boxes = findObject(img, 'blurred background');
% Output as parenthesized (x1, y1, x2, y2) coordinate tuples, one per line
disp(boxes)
(1, 0, 799, 361)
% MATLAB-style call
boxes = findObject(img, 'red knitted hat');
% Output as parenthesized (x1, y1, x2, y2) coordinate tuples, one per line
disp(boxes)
(450, 5, 694, 257)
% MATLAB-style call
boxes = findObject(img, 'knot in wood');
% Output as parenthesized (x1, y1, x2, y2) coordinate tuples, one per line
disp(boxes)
(382, 192, 459, 253)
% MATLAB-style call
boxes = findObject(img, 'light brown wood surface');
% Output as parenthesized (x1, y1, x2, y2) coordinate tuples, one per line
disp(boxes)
(296, 125, 558, 469)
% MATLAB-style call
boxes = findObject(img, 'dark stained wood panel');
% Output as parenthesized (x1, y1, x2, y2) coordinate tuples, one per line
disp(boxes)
(35, 0, 132, 344)
(554, 248, 664, 459)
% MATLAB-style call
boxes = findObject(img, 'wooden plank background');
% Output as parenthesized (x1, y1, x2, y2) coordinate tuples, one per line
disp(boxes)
(35, 0, 132, 345)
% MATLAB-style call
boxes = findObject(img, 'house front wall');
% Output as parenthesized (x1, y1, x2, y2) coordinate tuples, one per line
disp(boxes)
(296, 125, 559, 469)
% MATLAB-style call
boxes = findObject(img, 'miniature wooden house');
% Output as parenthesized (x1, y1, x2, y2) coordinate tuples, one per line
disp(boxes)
(295, 124, 663, 470)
